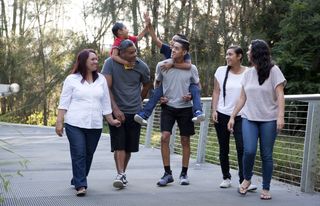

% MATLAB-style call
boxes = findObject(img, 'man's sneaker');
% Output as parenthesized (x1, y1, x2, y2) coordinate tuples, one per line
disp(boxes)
(220, 178, 231, 188)
(192, 110, 205, 123)
(122, 173, 128, 186)
(157, 172, 174, 186)
(237, 183, 258, 191)
(113, 173, 126, 189)
(179, 174, 190, 185)
(134, 114, 148, 126)
(248, 184, 257, 191)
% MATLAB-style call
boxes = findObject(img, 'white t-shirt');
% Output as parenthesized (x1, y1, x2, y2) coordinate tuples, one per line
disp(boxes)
(58, 73, 112, 129)
(214, 66, 248, 115)
(241, 65, 286, 121)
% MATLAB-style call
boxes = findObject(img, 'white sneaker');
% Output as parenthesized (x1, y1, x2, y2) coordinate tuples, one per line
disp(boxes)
(219, 178, 231, 188)
(238, 183, 258, 191)
(179, 174, 190, 185)
(248, 184, 257, 191)
(134, 114, 148, 126)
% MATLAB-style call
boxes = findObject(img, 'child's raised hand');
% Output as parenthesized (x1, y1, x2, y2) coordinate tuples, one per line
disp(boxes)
(144, 12, 151, 26)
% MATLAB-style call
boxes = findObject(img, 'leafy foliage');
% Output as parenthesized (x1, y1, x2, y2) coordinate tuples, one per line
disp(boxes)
(274, 0, 320, 93)
(1, 0, 319, 123)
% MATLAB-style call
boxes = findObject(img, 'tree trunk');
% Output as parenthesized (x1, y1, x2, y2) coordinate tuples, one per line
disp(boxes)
(185, 0, 192, 36)
(163, 0, 171, 42)
(204, 0, 212, 96)
(110, 0, 117, 24)
(35, 1, 48, 125)
(132, 0, 138, 35)
(11, 0, 17, 36)
(151, 0, 159, 55)
(174, 0, 187, 33)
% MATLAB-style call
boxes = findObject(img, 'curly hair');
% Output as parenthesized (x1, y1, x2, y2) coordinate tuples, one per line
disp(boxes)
(250, 39, 274, 85)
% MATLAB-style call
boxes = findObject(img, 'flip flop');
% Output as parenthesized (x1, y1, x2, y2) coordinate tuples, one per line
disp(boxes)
(238, 181, 251, 195)
(76, 187, 86, 197)
(260, 190, 272, 200)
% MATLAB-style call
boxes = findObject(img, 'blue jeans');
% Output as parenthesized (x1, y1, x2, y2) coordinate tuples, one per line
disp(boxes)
(242, 118, 277, 190)
(141, 83, 202, 118)
(65, 123, 102, 190)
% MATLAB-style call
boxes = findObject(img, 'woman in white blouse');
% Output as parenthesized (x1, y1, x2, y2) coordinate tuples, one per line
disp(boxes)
(55, 49, 120, 196)
(228, 40, 286, 200)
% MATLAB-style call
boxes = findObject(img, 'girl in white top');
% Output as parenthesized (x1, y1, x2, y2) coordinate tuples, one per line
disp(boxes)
(55, 49, 120, 196)
(212, 45, 256, 190)
(228, 40, 286, 200)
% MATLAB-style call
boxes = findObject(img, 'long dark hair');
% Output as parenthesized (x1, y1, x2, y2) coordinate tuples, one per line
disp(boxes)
(71, 49, 98, 83)
(250, 39, 274, 85)
(222, 45, 244, 106)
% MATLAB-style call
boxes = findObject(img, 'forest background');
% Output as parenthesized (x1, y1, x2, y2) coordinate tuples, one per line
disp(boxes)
(0, 0, 319, 126)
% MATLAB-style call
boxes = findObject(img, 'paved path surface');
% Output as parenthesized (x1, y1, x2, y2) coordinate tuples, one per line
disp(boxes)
(0, 123, 319, 206)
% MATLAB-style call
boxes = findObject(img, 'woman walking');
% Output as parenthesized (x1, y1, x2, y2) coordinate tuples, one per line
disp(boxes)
(212, 45, 256, 190)
(55, 49, 120, 196)
(228, 40, 286, 200)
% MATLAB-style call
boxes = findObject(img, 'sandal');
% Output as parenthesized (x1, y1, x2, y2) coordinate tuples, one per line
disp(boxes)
(238, 180, 251, 195)
(260, 190, 272, 200)
(76, 187, 86, 197)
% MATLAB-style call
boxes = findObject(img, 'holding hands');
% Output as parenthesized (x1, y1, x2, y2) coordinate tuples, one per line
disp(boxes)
(105, 114, 121, 127)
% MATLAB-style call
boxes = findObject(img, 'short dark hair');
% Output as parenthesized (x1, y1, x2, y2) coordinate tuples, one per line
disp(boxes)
(176, 33, 188, 41)
(119, 39, 135, 52)
(175, 39, 190, 52)
(112, 22, 125, 37)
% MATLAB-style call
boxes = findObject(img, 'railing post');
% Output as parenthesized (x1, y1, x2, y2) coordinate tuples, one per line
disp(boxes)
(301, 101, 320, 192)
(169, 123, 177, 154)
(196, 100, 212, 163)
(144, 110, 155, 148)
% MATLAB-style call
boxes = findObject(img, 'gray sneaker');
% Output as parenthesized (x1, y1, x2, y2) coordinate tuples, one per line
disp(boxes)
(157, 172, 174, 186)
(179, 174, 190, 185)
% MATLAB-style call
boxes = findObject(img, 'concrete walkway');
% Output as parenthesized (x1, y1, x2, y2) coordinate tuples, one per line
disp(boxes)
(0, 123, 319, 206)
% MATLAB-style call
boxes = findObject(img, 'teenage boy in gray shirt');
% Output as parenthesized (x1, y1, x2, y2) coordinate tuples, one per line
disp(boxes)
(155, 39, 199, 186)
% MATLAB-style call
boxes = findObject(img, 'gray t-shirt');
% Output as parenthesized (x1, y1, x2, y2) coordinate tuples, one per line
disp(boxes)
(241, 65, 286, 121)
(101, 57, 151, 114)
(155, 60, 199, 108)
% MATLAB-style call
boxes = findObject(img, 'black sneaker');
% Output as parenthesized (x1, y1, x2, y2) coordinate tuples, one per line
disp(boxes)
(157, 172, 174, 186)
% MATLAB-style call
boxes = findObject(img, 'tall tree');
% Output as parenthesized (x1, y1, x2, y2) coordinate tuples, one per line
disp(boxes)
(274, 0, 320, 93)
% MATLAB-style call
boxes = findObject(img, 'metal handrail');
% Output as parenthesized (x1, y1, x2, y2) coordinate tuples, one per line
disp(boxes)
(142, 94, 320, 193)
